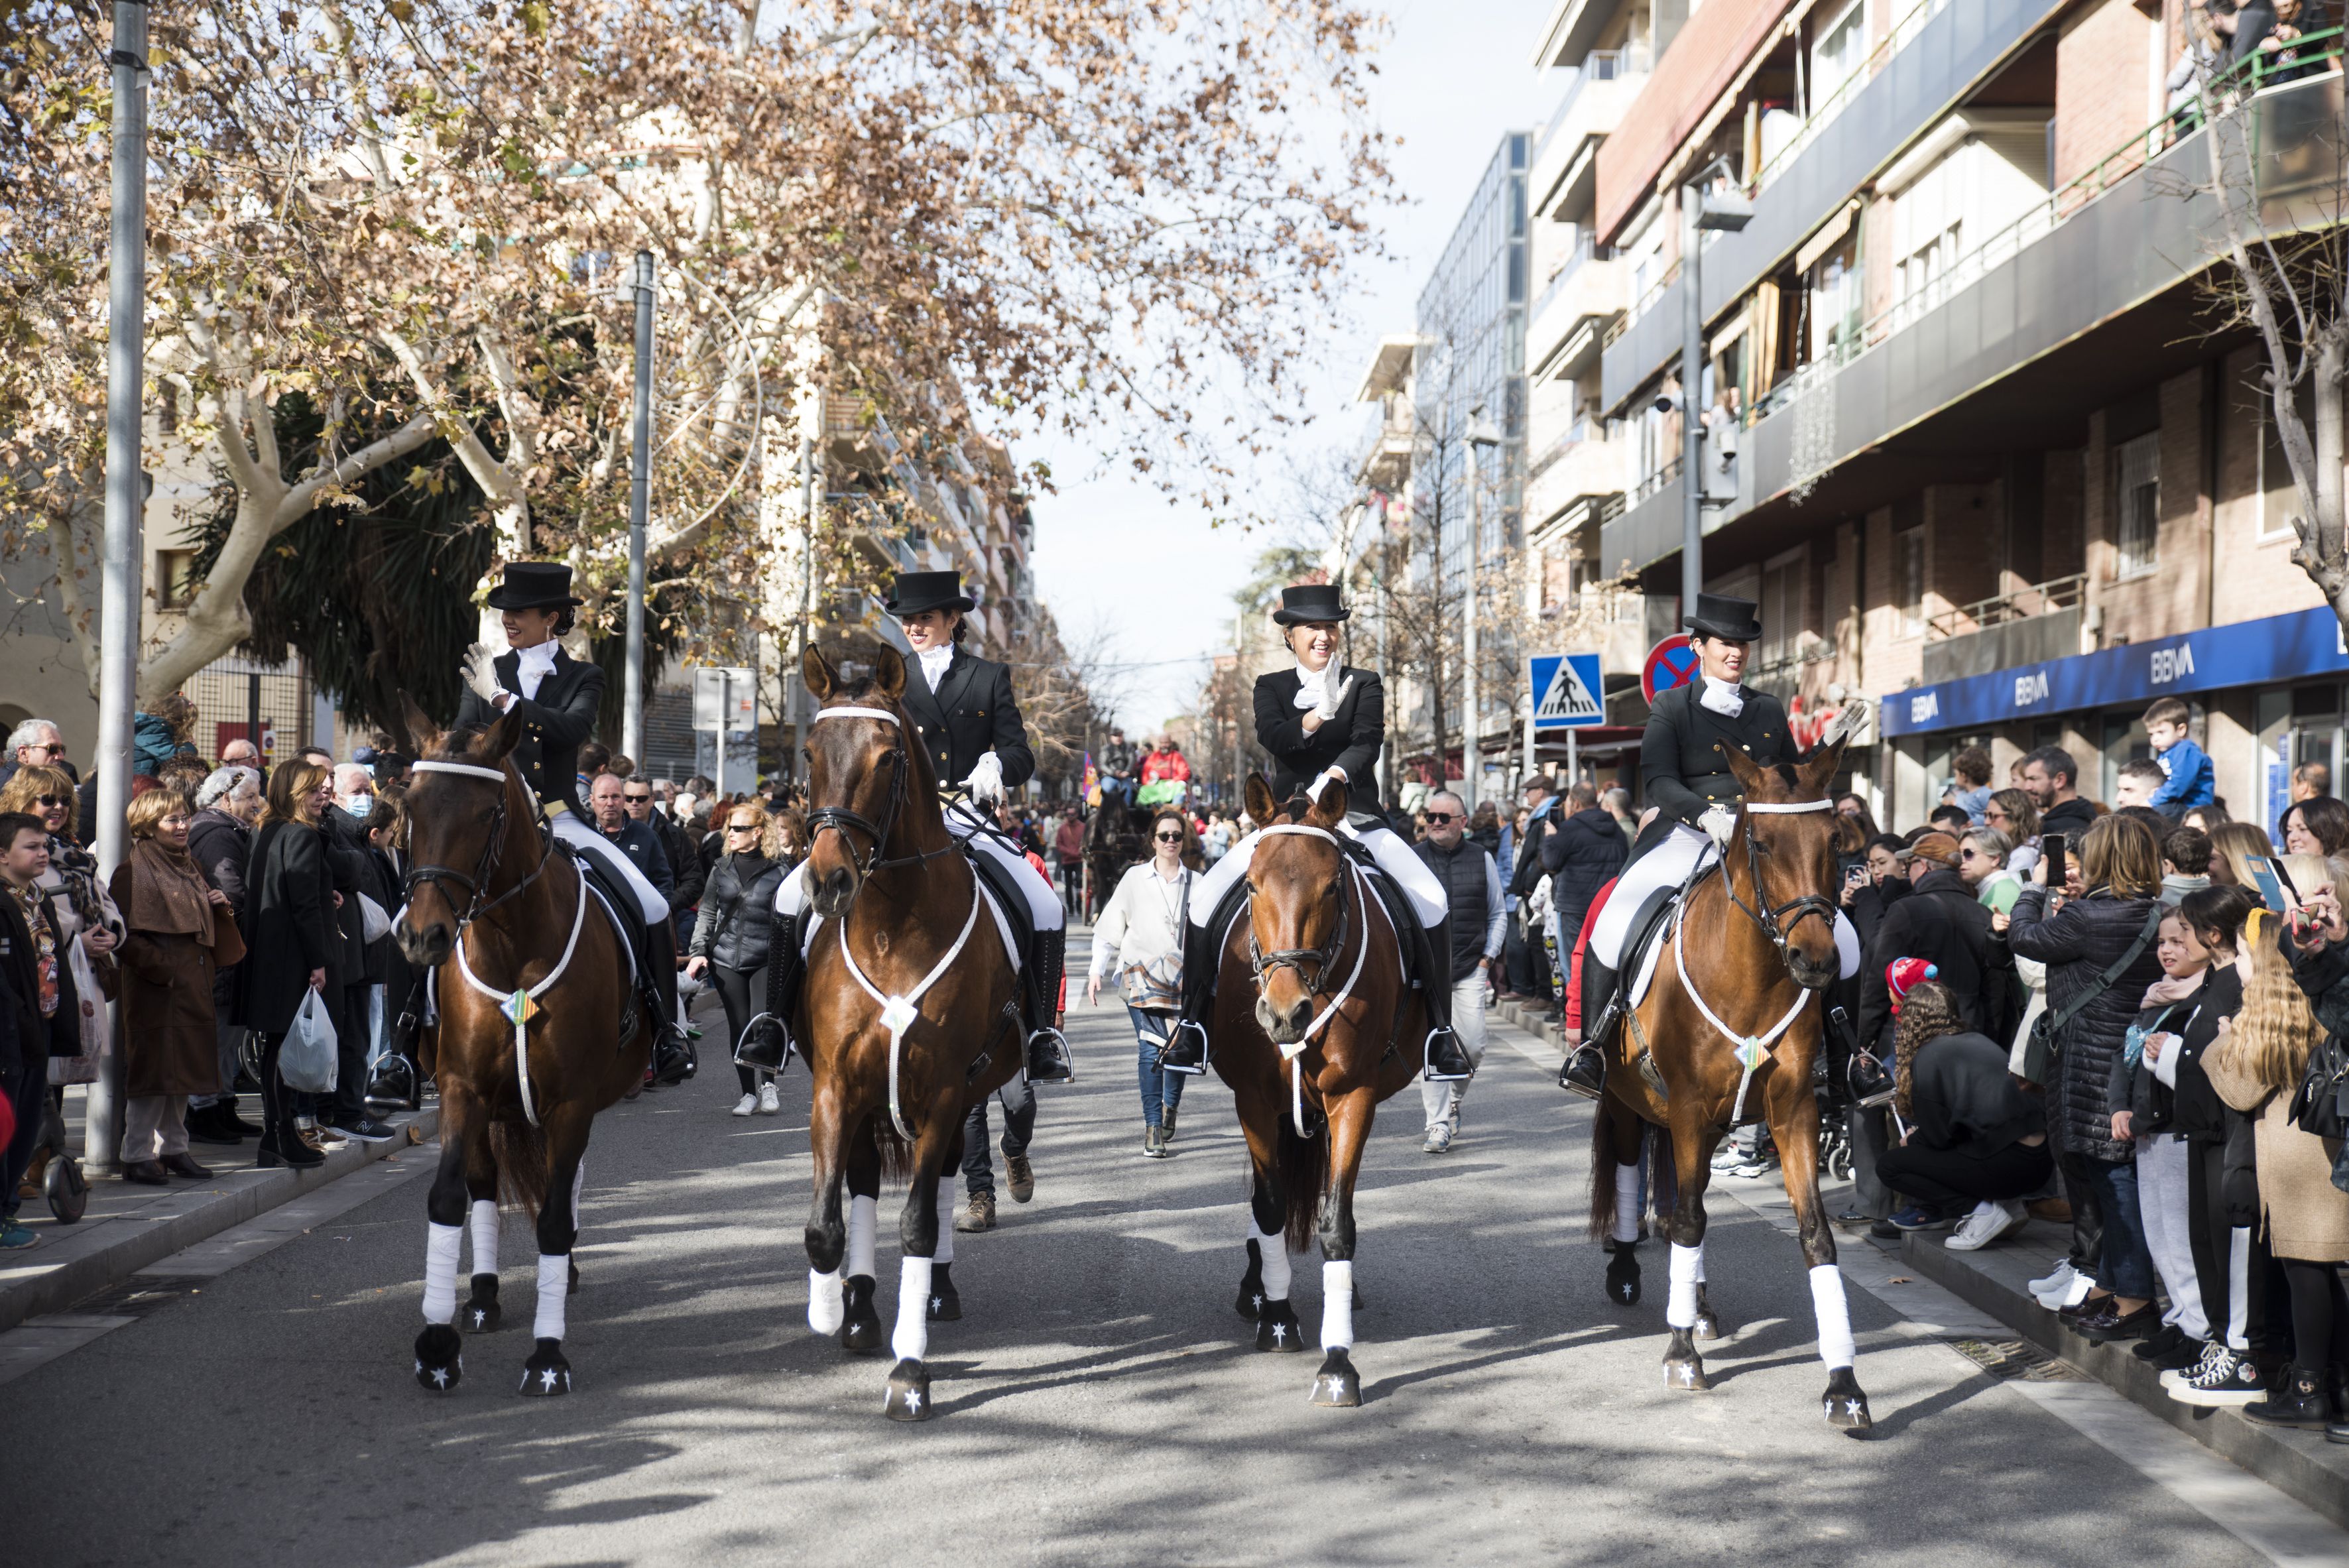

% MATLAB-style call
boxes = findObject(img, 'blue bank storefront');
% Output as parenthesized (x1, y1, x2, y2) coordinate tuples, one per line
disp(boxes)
(1879, 605, 2349, 829)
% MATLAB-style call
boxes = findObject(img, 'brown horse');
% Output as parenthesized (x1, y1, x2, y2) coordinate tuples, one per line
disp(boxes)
(794, 646, 1026, 1421)
(394, 705, 650, 1396)
(1206, 772, 1425, 1406)
(1587, 735, 1873, 1431)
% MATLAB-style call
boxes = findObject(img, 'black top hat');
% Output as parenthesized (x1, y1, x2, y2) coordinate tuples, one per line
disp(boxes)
(1685, 591, 1763, 642)
(484, 562, 582, 610)
(1271, 582, 1351, 627)
(885, 570, 975, 617)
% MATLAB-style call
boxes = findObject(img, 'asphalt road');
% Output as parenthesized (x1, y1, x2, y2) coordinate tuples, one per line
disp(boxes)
(7, 973, 2319, 1567)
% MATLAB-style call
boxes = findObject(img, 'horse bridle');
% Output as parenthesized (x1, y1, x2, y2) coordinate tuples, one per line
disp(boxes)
(1244, 823, 1357, 994)
(804, 705, 955, 894)
(1719, 798, 1840, 971)
(402, 758, 550, 937)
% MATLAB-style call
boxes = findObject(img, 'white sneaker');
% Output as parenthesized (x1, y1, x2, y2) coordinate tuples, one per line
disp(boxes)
(756, 1081, 781, 1115)
(2041, 1273, 2094, 1311)
(731, 1093, 757, 1118)
(1947, 1199, 2024, 1252)
(2028, 1258, 2077, 1298)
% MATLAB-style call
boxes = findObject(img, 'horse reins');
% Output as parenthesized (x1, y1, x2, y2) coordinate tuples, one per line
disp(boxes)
(403, 758, 553, 935)
(1247, 823, 1380, 1135)
(803, 705, 957, 893)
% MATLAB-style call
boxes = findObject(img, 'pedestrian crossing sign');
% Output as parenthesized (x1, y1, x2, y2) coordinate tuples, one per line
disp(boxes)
(1530, 653, 1605, 730)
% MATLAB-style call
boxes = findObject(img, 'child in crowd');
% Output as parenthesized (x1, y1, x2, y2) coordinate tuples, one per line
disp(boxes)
(1943, 747, 1994, 828)
(2143, 697, 2215, 817)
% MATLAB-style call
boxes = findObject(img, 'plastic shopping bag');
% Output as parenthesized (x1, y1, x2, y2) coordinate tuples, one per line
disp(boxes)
(280, 987, 340, 1095)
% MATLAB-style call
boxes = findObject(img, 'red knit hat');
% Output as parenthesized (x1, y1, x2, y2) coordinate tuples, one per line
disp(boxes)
(1885, 957, 1939, 1014)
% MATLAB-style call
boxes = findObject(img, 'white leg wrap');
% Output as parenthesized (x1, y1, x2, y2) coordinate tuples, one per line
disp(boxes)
(533, 1252, 570, 1341)
(847, 1193, 877, 1279)
(934, 1183, 956, 1267)
(893, 1256, 934, 1362)
(1321, 1260, 1355, 1351)
(808, 1269, 845, 1334)
(1667, 1242, 1701, 1329)
(1612, 1162, 1642, 1245)
(422, 1221, 463, 1325)
(467, 1199, 500, 1277)
(1250, 1219, 1292, 1301)
(1809, 1264, 1856, 1370)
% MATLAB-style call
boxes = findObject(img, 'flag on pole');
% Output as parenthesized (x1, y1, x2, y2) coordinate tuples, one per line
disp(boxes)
(1082, 751, 1100, 808)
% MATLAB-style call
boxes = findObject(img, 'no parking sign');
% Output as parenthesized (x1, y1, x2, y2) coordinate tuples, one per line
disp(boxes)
(1640, 637, 1701, 705)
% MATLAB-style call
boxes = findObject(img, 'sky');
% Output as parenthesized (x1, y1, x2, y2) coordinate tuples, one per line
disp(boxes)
(1025, 0, 1561, 735)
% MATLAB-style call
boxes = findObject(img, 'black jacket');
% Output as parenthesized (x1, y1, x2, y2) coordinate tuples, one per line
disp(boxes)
(1253, 666, 1383, 804)
(692, 851, 788, 971)
(2009, 885, 2166, 1161)
(0, 883, 82, 1069)
(452, 647, 602, 816)
(595, 819, 674, 902)
(2038, 796, 2099, 845)
(1637, 681, 1794, 831)
(2108, 966, 2241, 1140)
(186, 808, 253, 920)
(1909, 1031, 2045, 1158)
(654, 812, 705, 910)
(905, 647, 1036, 793)
(1541, 805, 1630, 926)
(1858, 867, 1994, 1052)
(235, 819, 337, 1035)
(1510, 798, 1557, 897)
(1844, 876, 1907, 957)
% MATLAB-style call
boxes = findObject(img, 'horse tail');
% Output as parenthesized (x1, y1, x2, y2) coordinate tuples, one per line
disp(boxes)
(1587, 1098, 1616, 1243)
(1276, 1108, 1328, 1254)
(489, 1118, 550, 1219)
(869, 1118, 914, 1188)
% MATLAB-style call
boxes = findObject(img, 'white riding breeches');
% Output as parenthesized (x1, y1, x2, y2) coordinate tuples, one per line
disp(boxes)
(771, 804, 1063, 934)
(1588, 821, 1858, 977)
(552, 811, 669, 922)
(1190, 819, 1447, 929)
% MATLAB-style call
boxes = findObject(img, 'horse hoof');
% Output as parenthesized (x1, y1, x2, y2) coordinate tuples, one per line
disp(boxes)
(1256, 1299, 1305, 1353)
(1691, 1288, 1725, 1343)
(840, 1275, 884, 1353)
(1663, 1355, 1711, 1392)
(927, 1262, 962, 1322)
(884, 1357, 934, 1421)
(1236, 1240, 1266, 1321)
(413, 1325, 463, 1392)
(1309, 1349, 1362, 1408)
(1824, 1366, 1872, 1433)
(518, 1337, 573, 1396)
(465, 1274, 503, 1333)
(1605, 1250, 1642, 1307)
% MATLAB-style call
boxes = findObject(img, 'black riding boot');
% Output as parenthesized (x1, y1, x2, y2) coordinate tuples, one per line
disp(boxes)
(1410, 920, 1474, 1082)
(645, 920, 695, 1086)
(1560, 954, 1618, 1099)
(1162, 883, 1245, 1075)
(1025, 929, 1074, 1084)
(737, 913, 800, 1073)
(363, 979, 427, 1115)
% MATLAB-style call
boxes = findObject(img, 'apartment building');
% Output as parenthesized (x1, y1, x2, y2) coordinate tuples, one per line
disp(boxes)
(1543, 0, 2346, 828)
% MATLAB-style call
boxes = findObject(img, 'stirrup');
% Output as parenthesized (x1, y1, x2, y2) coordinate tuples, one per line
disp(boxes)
(1559, 1044, 1606, 1101)
(1159, 1018, 1209, 1076)
(651, 1028, 695, 1086)
(1421, 1026, 1473, 1083)
(734, 1013, 792, 1073)
(1026, 1026, 1075, 1085)
(363, 1052, 420, 1115)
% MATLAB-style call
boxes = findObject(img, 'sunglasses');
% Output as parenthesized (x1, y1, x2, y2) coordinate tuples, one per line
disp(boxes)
(32, 794, 65, 808)
(1960, 847, 1984, 860)
(1154, 831, 1184, 843)
(727, 821, 758, 833)
(624, 794, 652, 803)
(1423, 812, 1458, 824)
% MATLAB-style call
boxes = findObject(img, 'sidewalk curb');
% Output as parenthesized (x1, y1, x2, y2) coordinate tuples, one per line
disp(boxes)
(1903, 1221, 2349, 1532)
(0, 1105, 438, 1335)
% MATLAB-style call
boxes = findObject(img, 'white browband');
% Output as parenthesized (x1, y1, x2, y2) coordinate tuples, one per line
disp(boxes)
(1256, 823, 1341, 844)
(814, 706, 902, 727)
(1745, 800, 1835, 815)
(412, 760, 509, 784)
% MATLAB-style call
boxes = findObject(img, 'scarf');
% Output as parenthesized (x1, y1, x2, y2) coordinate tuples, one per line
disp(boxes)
(917, 644, 953, 691)
(1698, 676, 1744, 717)
(1294, 661, 1335, 711)
(127, 836, 215, 942)
(2138, 969, 2206, 1010)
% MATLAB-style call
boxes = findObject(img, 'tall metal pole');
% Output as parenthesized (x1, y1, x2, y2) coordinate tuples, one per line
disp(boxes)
(1679, 183, 1705, 617)
(623, 250, 654, 762)
(90, 0, 149, 1177)
(1463, 445, 1481, 813)
(795, 434, 815, 777)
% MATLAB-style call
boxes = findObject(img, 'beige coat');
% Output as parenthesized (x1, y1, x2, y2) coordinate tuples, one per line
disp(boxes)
(2204, 1030, 2349, 1264)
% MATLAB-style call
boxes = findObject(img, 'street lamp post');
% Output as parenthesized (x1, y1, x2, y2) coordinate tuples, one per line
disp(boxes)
(624, 250, 654, 762)
(1461, 411, 1502, 812)
(1677, 166, 1752, 611)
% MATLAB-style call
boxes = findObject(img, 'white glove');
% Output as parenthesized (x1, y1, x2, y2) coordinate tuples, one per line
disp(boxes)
(1699, 804, 1738, 847)
(1314, 674, 1355, 723)
(961, 751, 1006, 806)
(1304, 767, 1342, 804)
(1821, 696, 1871, 749)
(460, 642, 504, 705)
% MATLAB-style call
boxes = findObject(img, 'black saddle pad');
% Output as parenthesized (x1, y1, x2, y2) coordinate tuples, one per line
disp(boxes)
(1612, 883, 1681, 998)
(963, 843, 1034, 967)
(561, 843, 651, 982)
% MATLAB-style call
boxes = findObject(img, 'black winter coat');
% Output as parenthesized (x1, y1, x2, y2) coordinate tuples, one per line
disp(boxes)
(690, 852, 787, 973)
(2107, 967, 2240, 1139)
(1858, 868, 1993, 1052)
(2009, 885, 2166, 1161)
(1541, 806, 1630, 926)
(235, 819, 337, 1035)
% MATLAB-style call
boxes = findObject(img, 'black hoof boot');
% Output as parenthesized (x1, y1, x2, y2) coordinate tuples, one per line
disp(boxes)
(519, 1337, 573, 1396)
(414, 1324, 463, 1392)
(1823, 1365, 1872, 1433)
(1605, 1247, 1642, 1306)
(463, 1274, 503, 1333)
(1256, 1298, 1305, 1353)
(1691, 1285, 1725, 1343)
(1559, 1044, 1606, 1101)
(884, 1357, 934, 1421)
(839, 1274, 884, 1353)
(927, 1262, 962, 1321)
(1236, 1239, 1268, 1321)
(1310, 1347, 1362, 1407)
(1662, 1327, 1710, 1392)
